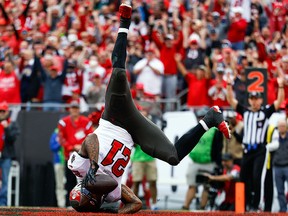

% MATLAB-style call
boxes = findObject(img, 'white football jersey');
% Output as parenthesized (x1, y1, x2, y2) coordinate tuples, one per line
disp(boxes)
(67, 118, 134, 202)
(95, 118, 134, 202)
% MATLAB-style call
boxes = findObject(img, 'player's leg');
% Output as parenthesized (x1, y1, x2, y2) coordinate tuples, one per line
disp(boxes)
(102, 5, 231, 166)
(174, 106, 231, 161)
(101, 3, 180, 165)
(101, 3, 133, 127)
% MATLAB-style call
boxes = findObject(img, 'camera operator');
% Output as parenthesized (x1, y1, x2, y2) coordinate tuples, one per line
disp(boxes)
(202, 153, 240, 211)
(182, 107, 223, 210)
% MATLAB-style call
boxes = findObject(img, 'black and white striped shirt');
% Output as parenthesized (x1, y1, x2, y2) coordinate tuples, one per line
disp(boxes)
(236, 104, 275, 146)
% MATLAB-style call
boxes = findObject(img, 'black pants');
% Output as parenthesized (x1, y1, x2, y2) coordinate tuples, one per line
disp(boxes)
(219, 202, 235, 211)
(240, 146, 266, 210)
(102, 32, 206, 166)
(264, 166, 273, 212)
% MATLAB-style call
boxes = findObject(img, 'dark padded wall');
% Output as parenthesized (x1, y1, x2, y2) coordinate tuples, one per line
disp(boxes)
(14, 111, 68, 206)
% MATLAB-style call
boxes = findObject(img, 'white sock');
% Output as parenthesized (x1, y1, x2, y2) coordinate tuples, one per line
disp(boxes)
(199, 119, 209, 131)
(118, 28, 129, 34)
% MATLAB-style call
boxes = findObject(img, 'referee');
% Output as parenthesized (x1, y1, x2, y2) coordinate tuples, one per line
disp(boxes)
(226, 76, 285, 211)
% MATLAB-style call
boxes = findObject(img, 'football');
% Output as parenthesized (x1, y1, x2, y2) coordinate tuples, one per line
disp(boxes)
(85, 173, 118, 194)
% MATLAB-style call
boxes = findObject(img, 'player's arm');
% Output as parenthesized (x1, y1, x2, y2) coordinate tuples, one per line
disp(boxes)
(78, 133, 99, 169)
(119, 184, 142, 214)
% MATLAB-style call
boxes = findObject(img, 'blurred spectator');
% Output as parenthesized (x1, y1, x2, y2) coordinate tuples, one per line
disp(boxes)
(40, 57, 67, 111)
(98, 49, 113, 82)
(57, 100, 93, 207)
(205, 24, 222, 58)
(227, 7, 247, 51)
(46, 1, 62, 32)
(265, 44, 282, 78)
(231, 1, 252, 21)
(273, 118, 288, 212)
(127, 38, 144, 85)
(280, 55, 288, 102)
(175, 53, 211, 108)
(233, 64, 247, 105)
(49, 128, 66, 208)
(204, 153, 240, 211)
(87, 106, 103, 130)
(208, 65, 229, 108)
(263, 124, 279, 212)
(69, 88, 89, 113)
(217, 46, 237, 82)
(208, 0, 228, 18)
(85, 73, 106, 108)
(80, 54, 106, 96)
(131, 108, 158, 210)
(246, 1, 267, 36)
(0, 36, 13, 62)
(222, 114, 243, 166)
(151, 17, 183, 111)
(133, 47, 164, 99)
(131, 143, 158, 210)
(264, 0, 288, 33)
(0, 58, 21, 104)
(62, 61, 83, 103)
(0, 101, 20, 206)
(206, 11, 227, 42)
(19, 49, 42, 106)
(182, 31, 206, 71)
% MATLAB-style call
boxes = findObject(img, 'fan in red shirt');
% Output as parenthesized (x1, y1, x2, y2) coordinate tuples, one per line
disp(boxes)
(264, 0, 288, 33)
(208, 66, 229, 108)
(58, 100, 94, 206)
(58, 101, 93, 160)
(265, 45, 282, 78)
(210, 0, 228, 18)
(151, 18, 183, 111)
(0, 59, 21, 104)
(0, 0, 33, 54)
(227, 7, 247, 51)
(175, 53, 211, 108)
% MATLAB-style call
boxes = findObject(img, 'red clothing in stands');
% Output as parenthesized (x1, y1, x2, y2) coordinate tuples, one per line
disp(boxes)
(152, 30, 183, 76)
(256, 42, 267, 63)
(265, 2, 287, 32)
(267, 78, 277, 105)
(212, 0, 226, 17)
(185, 73, 210, 107)
(265, 55, 281, 78)
(58, 115, 93, 160)
(208, 79, 229, 108)
(227, 18, 247, 43)
(0, 70, 21, 103)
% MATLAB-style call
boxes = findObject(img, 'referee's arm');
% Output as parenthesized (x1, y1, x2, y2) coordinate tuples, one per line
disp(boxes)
(226, 76, 238, 110)
(274, 76, 285, 110)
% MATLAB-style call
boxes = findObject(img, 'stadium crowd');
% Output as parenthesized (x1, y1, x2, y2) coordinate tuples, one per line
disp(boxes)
(1, 0, 288, 212)
(0, 0, 287, 111)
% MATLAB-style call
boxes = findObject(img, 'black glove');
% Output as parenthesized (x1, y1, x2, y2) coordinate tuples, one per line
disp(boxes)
(82, 161, 99, 190)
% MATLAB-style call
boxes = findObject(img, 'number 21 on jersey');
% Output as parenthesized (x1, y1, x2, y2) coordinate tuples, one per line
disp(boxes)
(101, 140, 131, 177)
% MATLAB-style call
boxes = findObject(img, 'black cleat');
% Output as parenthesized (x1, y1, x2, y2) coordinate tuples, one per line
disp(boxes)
(200, 106, 231, 139)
